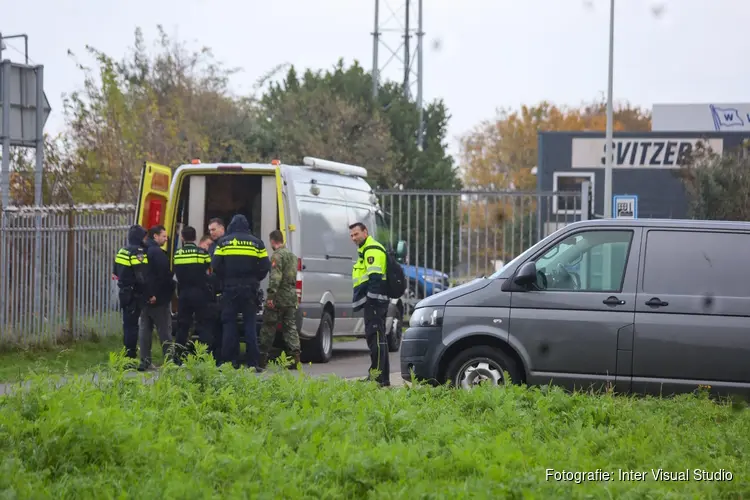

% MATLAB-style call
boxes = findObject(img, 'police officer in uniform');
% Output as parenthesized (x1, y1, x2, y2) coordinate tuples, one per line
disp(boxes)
(258, 230, 301, 370)
(211, 214, 270, 369)
(172, 225, 212, 365)
(113, 225, 152, 360)
(349, 222, 391, 387)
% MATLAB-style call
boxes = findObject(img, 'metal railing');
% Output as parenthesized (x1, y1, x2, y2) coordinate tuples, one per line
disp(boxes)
(0, 204, 135, 346)
(376, 186, 590, 309)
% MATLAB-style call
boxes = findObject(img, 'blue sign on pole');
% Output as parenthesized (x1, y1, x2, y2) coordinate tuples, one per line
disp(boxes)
(613, 195, 638, 219)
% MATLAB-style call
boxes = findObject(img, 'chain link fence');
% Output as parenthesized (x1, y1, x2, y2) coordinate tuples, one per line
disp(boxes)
(0, 204, 135, 347)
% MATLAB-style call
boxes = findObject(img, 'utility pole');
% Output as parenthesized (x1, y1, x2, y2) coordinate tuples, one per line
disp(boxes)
(371, 1, 380, 99)
(603, 0, 615, 218)
(371, 0, 425, 149)
(416, 0, 424, 149)
(403, 0, 410, 99)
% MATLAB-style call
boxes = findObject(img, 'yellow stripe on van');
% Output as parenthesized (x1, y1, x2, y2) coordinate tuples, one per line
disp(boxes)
(275, 167, 287, 243)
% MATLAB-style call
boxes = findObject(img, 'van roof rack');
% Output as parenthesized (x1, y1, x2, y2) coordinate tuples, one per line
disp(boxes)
(302, 157, 368, 178)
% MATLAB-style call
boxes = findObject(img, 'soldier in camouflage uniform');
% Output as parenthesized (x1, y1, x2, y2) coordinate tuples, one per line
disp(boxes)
(258, 230, 301, 369)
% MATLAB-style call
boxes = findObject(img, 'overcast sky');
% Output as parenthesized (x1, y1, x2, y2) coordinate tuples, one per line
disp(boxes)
(3, 0, 748, 158)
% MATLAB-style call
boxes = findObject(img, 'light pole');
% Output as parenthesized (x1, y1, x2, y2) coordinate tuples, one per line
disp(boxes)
(603, 0, 615, 219)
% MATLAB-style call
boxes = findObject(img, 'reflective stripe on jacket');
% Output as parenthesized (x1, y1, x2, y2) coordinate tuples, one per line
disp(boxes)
(352, 235, 388, 312)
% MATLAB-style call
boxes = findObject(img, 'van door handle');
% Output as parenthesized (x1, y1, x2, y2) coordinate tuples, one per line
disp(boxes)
(603, 296, 625, 306)
(645, 297, 669, 307)
(326, 254, 352, 260)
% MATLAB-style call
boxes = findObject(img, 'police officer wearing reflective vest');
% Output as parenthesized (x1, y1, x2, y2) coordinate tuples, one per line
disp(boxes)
(211, 214, 270, 369)
(172, 225, 212, 365)
(349, 222, 390, 387)
(112, 225, 152, 360)
(258, 229, 301, 370)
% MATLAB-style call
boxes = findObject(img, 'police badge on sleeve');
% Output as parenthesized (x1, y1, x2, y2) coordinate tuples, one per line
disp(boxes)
(367, 256, 375, 264)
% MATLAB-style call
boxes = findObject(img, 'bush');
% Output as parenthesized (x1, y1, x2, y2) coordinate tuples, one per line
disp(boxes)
(0, 350, 747, 498)
(678, 143, 750, 221)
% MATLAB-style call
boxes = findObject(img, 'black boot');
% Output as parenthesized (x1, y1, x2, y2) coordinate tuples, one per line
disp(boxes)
(258, 353, 269, 371)
(138, 358, 155, 372)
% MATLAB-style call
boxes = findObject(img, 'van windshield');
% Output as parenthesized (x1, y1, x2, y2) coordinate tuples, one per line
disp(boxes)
(488, 230, 557, 279)
(374, 209, 393, 245)
(376, 210, 388, 230)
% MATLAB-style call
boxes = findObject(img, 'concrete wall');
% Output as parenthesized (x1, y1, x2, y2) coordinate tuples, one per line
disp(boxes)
(537, 131, 750, 219)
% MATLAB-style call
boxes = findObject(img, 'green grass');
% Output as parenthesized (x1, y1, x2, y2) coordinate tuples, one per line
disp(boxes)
(0, 336, 124, 383)
(0, 332, 184, 383)
(0, 351, 747, 498)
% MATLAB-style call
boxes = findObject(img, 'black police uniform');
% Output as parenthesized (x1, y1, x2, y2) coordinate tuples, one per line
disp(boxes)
(173, 241, 212, 364)
(113, 225, 150, 359)
(352, 235, 391, 386)
(211, 214, 270, 369)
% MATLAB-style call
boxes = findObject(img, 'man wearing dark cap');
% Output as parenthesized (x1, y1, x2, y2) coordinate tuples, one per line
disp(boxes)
(112, 225, 152, 361)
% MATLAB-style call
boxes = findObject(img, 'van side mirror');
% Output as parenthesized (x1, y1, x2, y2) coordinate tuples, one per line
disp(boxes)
(514, 261, 537, 287)
(395, 240, 407, 263)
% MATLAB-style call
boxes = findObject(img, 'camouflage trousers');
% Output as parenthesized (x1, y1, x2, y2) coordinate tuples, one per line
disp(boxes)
(259, 306, 300, 356)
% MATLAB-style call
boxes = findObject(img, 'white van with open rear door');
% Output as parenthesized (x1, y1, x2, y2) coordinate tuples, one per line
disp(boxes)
(134, 157, 407, 363)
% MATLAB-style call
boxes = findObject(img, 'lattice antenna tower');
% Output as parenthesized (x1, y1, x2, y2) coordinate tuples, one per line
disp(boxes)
(371, 0, 425, 149)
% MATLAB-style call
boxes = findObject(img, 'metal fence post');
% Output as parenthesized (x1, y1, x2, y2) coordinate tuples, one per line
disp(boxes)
(0, 208, 5, 336)
(581, 181, 591, 222)
(66, 207, 75, 335)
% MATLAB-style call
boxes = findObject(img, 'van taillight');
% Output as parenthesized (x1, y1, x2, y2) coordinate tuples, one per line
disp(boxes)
(147, 198, 163, 228)
(296, 258, 303, 304)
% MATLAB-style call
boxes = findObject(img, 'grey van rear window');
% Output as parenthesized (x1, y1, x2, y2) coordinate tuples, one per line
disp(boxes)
(642, 230, 750, 296)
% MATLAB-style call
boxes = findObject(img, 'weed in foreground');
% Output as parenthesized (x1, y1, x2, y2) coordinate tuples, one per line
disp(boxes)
(0, 350, 747, 499)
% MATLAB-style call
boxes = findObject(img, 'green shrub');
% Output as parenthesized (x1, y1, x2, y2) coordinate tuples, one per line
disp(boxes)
(0, 349, 747, 498)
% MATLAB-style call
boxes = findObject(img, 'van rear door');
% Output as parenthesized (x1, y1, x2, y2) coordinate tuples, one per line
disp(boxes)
(136, 161, 172, 230)
(274, 165, 288, 244)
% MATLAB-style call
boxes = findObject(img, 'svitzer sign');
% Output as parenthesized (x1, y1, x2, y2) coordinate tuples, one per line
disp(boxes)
(571, 138, 724, 169)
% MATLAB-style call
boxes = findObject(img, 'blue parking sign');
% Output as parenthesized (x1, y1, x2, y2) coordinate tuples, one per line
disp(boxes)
(613, 195, 638, 219)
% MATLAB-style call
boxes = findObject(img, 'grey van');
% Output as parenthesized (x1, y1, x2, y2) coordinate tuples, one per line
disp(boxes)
(400, 218, 750, 398)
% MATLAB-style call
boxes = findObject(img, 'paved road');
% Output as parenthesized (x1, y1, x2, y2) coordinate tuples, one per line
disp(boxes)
(305, 339, 402, 382)
(0, 339, 404, 396)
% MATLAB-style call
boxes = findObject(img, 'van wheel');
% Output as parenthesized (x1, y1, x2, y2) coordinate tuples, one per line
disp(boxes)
(444, 346, 521, 390)
(301, 311, 334, 364)
(386, 309, 403, 353)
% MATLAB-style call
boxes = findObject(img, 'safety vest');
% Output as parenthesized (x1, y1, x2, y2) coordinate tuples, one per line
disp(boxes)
(352, 235, 388, 310)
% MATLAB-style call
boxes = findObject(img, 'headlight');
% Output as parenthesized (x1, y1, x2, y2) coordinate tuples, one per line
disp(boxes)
(409, 306, 444, 327)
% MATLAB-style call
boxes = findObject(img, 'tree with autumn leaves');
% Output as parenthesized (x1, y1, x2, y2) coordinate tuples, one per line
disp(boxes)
(460, 99, 652, 191)
(455, 99, 652, 276)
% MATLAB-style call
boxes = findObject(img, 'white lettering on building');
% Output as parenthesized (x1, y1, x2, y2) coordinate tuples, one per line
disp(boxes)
(571, 137, 724, 169)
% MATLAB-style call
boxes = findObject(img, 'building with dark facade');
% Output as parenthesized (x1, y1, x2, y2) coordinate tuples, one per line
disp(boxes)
(536, 131, 750, 222)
